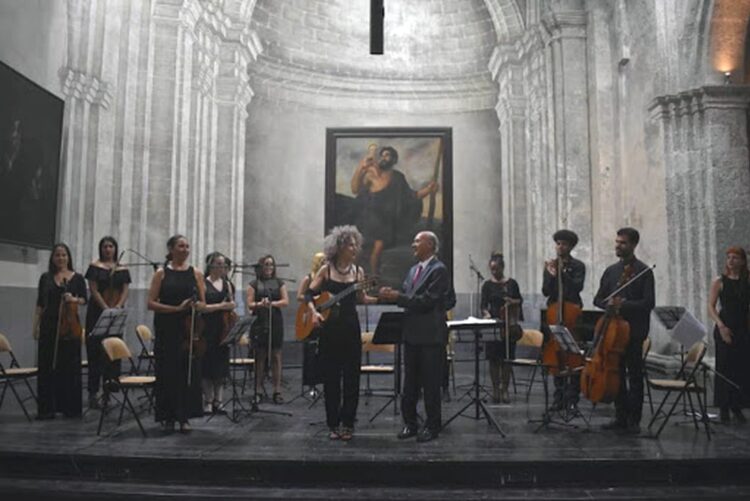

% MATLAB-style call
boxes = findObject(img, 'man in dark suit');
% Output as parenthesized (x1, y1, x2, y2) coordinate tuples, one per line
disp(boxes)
(379, 231, 455, 442)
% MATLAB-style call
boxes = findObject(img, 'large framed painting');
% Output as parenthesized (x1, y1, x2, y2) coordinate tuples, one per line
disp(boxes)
(325, 127, 452, 288)
(0, 61, 64, 248)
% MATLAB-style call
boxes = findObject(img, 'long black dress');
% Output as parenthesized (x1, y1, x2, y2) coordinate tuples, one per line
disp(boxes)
(481, 279, 523, 360)
(317, 269, 362, 430)
(84, 265, 131, 397)
(201, 278, 231, 381)
(36, 272, 87, 418)
(153, 266, 203, 423)
(249, 278, 284, 350)
(714, 275, 750, 409)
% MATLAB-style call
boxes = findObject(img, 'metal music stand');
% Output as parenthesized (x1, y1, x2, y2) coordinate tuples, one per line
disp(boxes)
(531, 325, 588, 431)
(208, 315, 256, 423)
(442, 318, 506, 437)
(89, 309, 129, 414)
(368, 311, 404, 422)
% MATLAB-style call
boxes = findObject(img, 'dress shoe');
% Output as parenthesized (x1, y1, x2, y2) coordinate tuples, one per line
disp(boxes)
(416, 427, 439, 443)
(397, 425, 418, 440)
(732, 408, 747, 424)
(621, 423, 641, 435)
(601, 419, 626, 431)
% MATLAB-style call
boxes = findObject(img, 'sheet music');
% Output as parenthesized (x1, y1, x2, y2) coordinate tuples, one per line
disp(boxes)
(447, 316, 501, 328)
(671, 310, 707, 347)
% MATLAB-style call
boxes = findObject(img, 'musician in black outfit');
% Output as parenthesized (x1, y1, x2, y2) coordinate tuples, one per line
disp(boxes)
(306, 226, 377, 441)
(594, 228, 655, 434)
(380, 231, 456, 443)
(542, 229, 585, 410)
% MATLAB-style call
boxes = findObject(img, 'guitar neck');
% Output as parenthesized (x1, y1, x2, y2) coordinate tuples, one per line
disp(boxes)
(319, 282, 363, 310)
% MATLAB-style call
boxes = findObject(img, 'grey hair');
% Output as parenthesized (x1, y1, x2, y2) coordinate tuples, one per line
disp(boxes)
(323, 225, 364, 262)
(421, 231, 439, 253)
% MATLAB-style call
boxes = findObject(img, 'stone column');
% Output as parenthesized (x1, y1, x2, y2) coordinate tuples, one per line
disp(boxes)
(650, 86, 750, 323)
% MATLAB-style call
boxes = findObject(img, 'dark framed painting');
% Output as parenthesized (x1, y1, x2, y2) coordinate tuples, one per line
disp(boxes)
(325, 127, 453, 288)
(0, 61, 64, 248)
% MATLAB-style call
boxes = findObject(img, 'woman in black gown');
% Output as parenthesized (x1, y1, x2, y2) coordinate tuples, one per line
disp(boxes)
(201, 252, 236, 414)
(84, 236, 131, 409)
(147, 234, 206, 433)
(306, 225, 377, 441)
(246, 255, 289, 403)
(481, 253, 523, 404)
(709, 246, 750, 423)
(34, 243, 87, 419)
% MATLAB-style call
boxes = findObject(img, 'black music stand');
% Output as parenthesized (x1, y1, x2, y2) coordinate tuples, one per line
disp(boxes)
(442, 318, 506, 437)
(89, 309, 129, 414)
(368, 311, 403, 422)
(532, 324, 588, 431)
(208, 315, 256, 423)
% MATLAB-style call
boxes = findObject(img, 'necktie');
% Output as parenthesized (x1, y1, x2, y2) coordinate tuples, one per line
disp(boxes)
(412, 265, 423, 286)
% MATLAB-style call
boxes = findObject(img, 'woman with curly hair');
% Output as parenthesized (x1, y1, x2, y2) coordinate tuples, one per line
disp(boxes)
(305, 225, 377, 441)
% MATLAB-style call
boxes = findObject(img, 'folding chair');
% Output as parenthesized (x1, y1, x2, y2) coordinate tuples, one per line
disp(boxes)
(647, 341, 709, 439)
(97, 337, 155, 437)
(360, 331, 399, 421)
(0, 333, 38, 421)
(134, 325, 155, 375)
(229, 334, 255, 395)
(642, 338, 654, 416)
(504, 329, 544, 401)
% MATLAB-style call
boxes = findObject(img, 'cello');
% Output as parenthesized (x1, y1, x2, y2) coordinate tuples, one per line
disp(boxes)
(541, 257, 584, 374)
(580, 263, 655, 403)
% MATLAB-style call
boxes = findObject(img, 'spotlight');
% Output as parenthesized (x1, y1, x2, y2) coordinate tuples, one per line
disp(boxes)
(723, 71, 732, 85)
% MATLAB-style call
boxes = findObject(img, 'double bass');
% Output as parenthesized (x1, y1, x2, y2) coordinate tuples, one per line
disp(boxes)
(541, 257, 584, 374)
(580, 264, 655, 403)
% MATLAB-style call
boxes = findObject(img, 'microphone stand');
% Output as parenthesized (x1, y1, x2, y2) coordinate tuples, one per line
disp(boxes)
(468, 255, 485, 317)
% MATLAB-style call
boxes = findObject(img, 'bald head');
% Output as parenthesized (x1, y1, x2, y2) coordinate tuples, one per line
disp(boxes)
(412, 231, 439, 261)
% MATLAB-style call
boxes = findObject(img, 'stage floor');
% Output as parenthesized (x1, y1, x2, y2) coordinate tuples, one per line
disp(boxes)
(2, 364, 750, 499)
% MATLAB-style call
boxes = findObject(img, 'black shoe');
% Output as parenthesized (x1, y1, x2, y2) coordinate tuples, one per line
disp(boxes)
(601, 419, 626, 431)
(416, 427, 439, 443)
(212, 403, 227, 415)
(397, 425, 418, 440)
(622, 423, 641, 435)
(732, 408, 747, 424)
(720, 407, 730, 423)
(549, 400, 564, 412)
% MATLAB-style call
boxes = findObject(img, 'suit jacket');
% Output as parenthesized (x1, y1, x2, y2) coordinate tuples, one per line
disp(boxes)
(396, 257, 456, 345)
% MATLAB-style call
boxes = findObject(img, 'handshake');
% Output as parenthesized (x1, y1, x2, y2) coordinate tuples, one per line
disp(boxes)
(377, 286, 400, 303)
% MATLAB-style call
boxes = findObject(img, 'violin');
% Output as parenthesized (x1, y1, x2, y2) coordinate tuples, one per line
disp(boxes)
(54, 277, 83, 369)
(580, 263, 655, 403)
(220, 280, 238, 344)
(541, 257, 584, 375)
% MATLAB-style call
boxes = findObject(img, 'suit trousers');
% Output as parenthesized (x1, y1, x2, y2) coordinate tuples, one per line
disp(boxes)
(615, 333, 646, 426)
(402, 342, 443, 432)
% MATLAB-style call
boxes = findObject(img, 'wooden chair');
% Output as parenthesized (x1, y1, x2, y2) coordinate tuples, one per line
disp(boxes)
(97, 337, 155, 437)
(504, 329, 544, 401)
(647, 341, 710, 439)
(134, 325, 155, 375)
(0, 333, 38, 421)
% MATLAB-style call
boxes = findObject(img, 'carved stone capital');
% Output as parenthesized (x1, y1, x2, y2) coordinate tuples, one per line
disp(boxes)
(58, 66, 113, 109)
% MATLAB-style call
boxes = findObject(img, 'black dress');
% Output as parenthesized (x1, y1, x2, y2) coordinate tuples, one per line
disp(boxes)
(36, 272, 87, 418)
(249, 278, 284, 350)
(84, 265, 131, 396)
(317, 269, 362, 430)
(153, 266, 203, 423)
(481, 279, 523, 360)
(714, 275, 750, 409)
(201, 278, 231, 381)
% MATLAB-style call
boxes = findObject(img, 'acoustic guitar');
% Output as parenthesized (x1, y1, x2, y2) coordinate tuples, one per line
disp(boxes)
(295, 277, 376, 341)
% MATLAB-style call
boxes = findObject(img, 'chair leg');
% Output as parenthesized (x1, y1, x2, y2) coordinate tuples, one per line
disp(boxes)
(645, 376, 654, 416)
(686, 392, 699, 431)
(117, 388, 128, 426)
(648, 388, 672, 430)
(123, 389, 147, 437)
(22, 377, 37, 404)
(510, 366, 518, 395)
(525, 365, 538, 402)
(97, 390, 110, 435)
(656, 390, 684, 437)
(7, 379, 32, 422)
(694, 389, 711, 440)
(0, 379, 7, 408)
